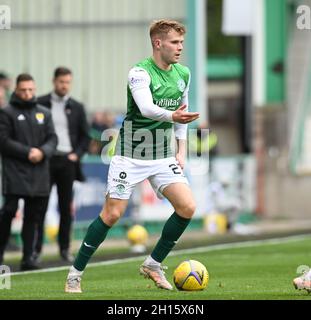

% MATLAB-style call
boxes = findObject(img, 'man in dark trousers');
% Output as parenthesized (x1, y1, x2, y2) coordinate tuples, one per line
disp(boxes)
(35, 67, 90, 262)
(0, 74, 57, 270)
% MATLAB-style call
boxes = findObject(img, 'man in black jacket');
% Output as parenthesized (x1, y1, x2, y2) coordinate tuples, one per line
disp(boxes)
(0, 74, 57, 270)
(35, 67, 90, 262)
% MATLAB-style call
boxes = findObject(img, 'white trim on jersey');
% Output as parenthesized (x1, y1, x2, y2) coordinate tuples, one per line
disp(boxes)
(174, 73, 191, 140)
(128, 67, 174, 122)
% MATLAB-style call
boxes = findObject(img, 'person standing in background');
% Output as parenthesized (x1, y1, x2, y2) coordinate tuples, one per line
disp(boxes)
(0, 86, 7, 109)
(0, 74, 57, 270)
(34, 67, 90, 262)
(0, 72, 12, 103)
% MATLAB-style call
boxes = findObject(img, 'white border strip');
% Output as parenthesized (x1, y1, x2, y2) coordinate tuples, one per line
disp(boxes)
(7, 234, 311, 277)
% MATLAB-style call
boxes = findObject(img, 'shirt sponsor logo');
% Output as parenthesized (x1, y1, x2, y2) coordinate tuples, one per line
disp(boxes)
(17, 114, 25, 121)
(155, 97, 182, 108)
(130, 77, 146, 86)
(119, 172, 127, 179)
(112, 178, 129, 185)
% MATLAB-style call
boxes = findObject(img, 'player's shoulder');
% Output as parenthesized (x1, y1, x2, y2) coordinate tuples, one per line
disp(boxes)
(130, 57, 155, 76)
(173, 63, 190, 77)
(129, 66, 149, 77)
(135, 57, 153, 70)
(128, 59, 151, 84)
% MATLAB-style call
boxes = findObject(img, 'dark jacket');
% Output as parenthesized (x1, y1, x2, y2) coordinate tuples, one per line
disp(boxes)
(37, 93, 90, 181)
(0, 93, 58, 196)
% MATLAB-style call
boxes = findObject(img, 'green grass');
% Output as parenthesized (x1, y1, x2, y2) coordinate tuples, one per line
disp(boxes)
(1, 236, 311, 300)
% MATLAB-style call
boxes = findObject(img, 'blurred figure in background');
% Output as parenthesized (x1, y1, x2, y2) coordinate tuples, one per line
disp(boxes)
(0, 74, 57, 270)
(0, 72, 12, 102)
(188, 122, 218, 158)
(34, 67, 90, 263)
(89, 111, 117, 156)
(90, 111, 115, 132)
(0, 86, 7, 109)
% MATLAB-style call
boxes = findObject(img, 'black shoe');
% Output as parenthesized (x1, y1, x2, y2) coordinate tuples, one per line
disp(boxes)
(20, 259, 40, 271)
(31, 251, 41, 264)
(60, 250, 74, 263)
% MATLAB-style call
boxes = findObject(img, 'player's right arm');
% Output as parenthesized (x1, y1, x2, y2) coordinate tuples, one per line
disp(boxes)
(128, 67, 199, 124)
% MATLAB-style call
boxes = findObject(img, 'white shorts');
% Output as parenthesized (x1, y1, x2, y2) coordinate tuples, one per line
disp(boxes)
(106, 155, 189, 200)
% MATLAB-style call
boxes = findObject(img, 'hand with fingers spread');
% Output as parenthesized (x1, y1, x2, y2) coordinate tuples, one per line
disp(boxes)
(172, 104, 199, 124)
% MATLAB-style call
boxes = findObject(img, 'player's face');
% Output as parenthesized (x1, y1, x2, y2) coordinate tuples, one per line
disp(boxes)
(159, 30, 184, 65)
(15, 80, 36, 101)
(53, 74, 72, 97)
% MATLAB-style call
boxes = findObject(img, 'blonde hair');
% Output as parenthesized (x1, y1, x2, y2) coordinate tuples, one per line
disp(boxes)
(150, 19, 186, 46)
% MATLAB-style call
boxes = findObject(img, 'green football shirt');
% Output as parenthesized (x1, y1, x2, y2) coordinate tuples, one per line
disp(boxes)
(115, 57, 190, 160)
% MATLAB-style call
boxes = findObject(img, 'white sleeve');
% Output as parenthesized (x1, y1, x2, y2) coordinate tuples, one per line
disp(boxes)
(174, 72, 191, 140)
(128, 67, 174, 122)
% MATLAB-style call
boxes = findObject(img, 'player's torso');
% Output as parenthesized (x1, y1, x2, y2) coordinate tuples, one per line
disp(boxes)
(118, 57, 189, 160)
(145, 60, 187, 112)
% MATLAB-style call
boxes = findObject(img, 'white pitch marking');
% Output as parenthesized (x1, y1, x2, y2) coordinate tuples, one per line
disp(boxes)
(7, 234, 311, 277)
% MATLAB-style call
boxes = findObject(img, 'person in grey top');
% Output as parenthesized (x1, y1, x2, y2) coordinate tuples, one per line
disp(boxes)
(35, 67, 90, 262)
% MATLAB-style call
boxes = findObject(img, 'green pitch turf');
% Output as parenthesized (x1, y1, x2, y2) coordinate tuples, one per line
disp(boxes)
(1, 235, 311, 300)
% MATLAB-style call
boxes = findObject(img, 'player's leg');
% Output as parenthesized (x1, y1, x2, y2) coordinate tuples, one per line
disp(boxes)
(140, 182, 195, 290)
(65, 155, 144, 293)
(65, 197, 128, 293)
(73, 196, 128, 272)
(150, 182, 195, 260)
(21, 196, 49, 271)
(0, 195, 19, 265)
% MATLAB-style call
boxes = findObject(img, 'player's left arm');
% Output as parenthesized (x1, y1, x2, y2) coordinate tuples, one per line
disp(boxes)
(174, 73, 191, 169)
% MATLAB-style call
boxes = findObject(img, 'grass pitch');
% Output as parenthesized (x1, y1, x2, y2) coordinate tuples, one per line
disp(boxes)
(1, 235, 311, 300)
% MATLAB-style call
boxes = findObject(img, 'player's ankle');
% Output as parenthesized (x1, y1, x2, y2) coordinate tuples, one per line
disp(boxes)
(69, 265, 83, 276)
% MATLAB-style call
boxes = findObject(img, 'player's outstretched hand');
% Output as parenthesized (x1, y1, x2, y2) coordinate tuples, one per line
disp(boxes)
(172, 104, 199, 124)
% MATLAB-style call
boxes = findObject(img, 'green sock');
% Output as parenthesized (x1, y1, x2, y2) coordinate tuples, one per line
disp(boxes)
(73, 216, 111, 271)
(151, 212, 191, 263)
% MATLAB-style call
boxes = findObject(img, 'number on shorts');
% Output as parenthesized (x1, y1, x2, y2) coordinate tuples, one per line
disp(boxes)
(169, 163, 182, 175)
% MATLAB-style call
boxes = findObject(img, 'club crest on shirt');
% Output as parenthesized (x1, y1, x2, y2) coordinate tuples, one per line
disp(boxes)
(177, 79, 186, 92)
(35, 113, 45, 124)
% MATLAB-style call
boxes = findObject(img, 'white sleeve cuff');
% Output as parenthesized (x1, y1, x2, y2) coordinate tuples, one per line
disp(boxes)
(174, 122, 188, 140)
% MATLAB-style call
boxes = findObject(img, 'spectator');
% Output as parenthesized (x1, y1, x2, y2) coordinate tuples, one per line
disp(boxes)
(188, 122, 218, 157)
(89, 111, 116, 155)
(0, 72, 12, 102)
(34, 67, 90, 262)
(0, 73, 57, 270)
(0, 86, 7, 108)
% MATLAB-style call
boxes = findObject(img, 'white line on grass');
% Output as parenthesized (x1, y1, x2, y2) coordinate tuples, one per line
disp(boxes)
(7, 233, 311, 277)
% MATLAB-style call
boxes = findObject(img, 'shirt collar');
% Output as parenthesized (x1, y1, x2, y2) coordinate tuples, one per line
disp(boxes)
(51, 91, 70, 103)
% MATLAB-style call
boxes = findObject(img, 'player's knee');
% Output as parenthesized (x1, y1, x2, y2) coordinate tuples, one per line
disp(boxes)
(177, 201, 196, 218)
(100, 207, 122, 226)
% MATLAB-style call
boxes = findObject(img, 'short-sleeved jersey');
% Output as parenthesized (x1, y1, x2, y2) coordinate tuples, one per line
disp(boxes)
(115, 57, 190, 160)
